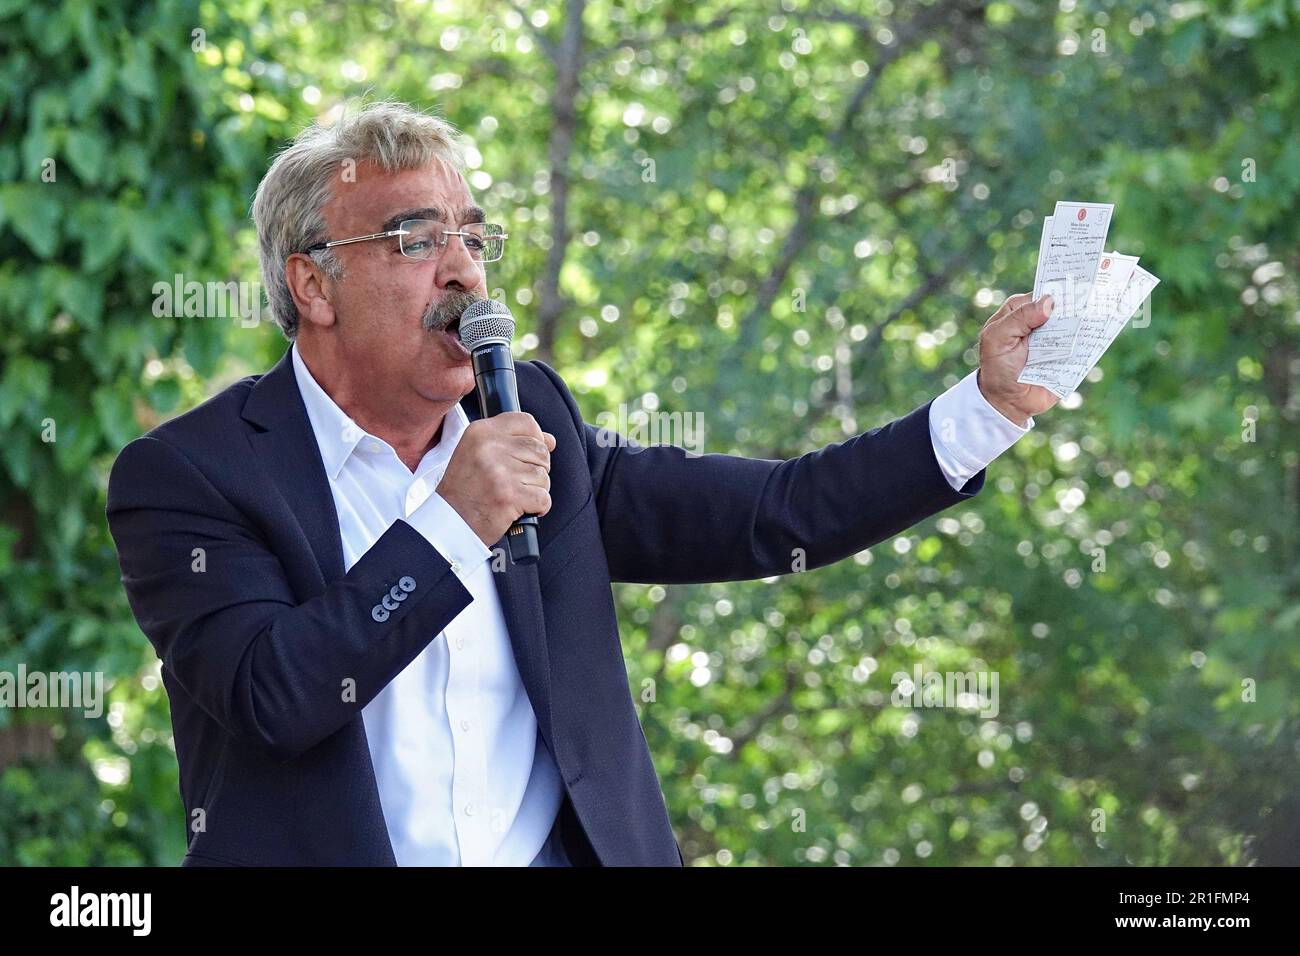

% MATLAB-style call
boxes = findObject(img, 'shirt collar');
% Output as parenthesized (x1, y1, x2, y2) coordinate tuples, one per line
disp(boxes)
(290, 341, 469, 481)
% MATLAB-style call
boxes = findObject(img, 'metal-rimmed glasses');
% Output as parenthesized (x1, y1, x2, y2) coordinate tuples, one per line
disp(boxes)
(305, 218, 509, 263)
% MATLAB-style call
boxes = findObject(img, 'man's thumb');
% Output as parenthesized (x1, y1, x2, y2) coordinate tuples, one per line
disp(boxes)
(1030, 295, 1054, 326)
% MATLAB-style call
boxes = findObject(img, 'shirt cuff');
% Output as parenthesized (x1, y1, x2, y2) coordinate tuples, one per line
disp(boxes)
(404, 491, 493, 578)
(928, 370, 1033, 491)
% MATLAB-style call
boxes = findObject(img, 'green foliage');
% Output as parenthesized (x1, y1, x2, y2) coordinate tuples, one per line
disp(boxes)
(1, 0, 1296, 866)
(0, 0, 292, 864)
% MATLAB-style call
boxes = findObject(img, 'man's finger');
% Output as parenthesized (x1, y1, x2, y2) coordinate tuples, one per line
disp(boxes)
(496, 411, 545, 440)
(518, 464, 551, 490)
(991, 292, 1035, 323)
(989, 295, 1053, 342)
(509, 435, 551, 467)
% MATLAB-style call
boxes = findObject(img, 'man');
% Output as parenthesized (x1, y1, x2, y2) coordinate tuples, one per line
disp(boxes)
(106, 101, 1058, 866)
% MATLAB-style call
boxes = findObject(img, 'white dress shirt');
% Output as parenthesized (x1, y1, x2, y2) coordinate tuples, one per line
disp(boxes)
(928, 370, 1034, 490)
(291, 343, 569, 866)
(292, 345, 1028, 866)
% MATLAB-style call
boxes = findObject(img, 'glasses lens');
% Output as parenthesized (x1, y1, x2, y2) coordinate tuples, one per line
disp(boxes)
(459, 223, 506, 262)
(399, 220, 506, 262)
(399, 220, 441, 260)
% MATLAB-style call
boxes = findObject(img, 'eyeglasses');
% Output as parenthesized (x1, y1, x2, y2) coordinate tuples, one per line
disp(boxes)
(305, 218, 509, 263)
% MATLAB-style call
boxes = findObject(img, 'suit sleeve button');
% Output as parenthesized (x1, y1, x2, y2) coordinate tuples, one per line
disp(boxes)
(371, 604, 390, 623)
(398, 576, 417, 592)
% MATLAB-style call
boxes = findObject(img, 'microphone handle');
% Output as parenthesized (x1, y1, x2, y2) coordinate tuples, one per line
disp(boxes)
(471, 343, 540, 565)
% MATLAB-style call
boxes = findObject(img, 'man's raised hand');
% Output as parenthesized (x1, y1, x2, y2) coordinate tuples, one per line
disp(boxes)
(976, 293, 1061, 427)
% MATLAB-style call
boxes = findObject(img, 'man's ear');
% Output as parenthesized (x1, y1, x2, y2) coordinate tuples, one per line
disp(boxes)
(285, 252, 337, 330)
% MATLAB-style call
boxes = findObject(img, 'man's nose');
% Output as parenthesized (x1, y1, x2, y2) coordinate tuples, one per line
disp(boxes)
(435, 231, 486, 292)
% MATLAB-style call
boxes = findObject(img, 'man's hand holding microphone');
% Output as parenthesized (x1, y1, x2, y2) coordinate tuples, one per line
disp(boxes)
(436, 412, 555, 548)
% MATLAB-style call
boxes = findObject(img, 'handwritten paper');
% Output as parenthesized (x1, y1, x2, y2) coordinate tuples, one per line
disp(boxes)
(1025, 201, 1115, 365)
(1018, 253, 1160, 398)
(1019, 252, 1138, 394)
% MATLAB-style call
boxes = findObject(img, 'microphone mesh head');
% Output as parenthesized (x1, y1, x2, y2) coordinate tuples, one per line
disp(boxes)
(459, 298, 515, 348)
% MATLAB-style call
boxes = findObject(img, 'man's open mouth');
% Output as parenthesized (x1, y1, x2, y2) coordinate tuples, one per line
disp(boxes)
(425, 291, 485, 339)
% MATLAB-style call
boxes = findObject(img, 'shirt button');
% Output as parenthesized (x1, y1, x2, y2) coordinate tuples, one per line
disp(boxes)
(460, 719, 470, 731)
(450, 561, 462, 574)
(464, 803, 475, 816)
(405, 483, 426, 513)
(455, 636, 465, 649)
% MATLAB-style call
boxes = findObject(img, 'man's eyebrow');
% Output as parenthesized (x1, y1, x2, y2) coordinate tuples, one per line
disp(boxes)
(380, 205, 487, 232)
(379, 207, 440, 232)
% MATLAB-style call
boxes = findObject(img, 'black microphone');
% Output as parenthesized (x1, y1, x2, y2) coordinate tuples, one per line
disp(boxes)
(458, 299, 540, 565)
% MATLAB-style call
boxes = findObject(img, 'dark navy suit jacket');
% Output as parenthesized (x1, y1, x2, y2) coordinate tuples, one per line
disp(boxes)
(105, 347, 985, 866)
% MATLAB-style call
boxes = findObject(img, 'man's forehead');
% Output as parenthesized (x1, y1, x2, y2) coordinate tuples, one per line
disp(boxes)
(328, 159, 477, 229)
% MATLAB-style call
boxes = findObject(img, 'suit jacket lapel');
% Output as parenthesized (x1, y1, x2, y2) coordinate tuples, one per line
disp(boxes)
(241, 348, 346, 588)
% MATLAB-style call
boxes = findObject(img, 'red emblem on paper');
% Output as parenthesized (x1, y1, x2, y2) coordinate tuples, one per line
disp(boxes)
(1101, 258, 1111, 269)
(1077, 208, 1087, 221)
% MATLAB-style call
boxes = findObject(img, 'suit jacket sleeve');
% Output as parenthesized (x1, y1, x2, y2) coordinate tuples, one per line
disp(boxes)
(105, 434, 474, 762)
(533, 362, 987, 585)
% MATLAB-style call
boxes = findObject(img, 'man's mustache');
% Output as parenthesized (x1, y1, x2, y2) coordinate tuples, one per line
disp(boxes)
(422, 290, 486, 334)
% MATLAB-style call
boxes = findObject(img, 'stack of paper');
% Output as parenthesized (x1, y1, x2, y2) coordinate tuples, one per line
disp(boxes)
(1017, 201, 1160, 398)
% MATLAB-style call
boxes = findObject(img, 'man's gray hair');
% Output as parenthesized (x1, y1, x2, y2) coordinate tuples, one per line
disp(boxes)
(251, 101, 467, 339)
